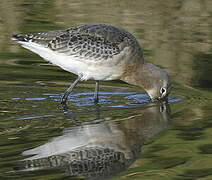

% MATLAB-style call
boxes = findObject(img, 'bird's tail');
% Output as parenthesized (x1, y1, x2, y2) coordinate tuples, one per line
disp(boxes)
(11, 33, 31, 42)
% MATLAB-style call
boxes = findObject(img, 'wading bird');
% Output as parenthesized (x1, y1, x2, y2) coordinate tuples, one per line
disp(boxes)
(12, 24, 171, 106)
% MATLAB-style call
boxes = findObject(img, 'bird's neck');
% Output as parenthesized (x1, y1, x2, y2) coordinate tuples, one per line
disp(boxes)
(120, 60, 154, 91)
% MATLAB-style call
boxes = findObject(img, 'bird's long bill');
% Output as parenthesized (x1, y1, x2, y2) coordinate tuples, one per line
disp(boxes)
(151, 96, 168, 103)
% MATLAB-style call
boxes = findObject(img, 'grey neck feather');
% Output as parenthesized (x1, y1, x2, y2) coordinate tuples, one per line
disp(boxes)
(120, 60, 161, 92)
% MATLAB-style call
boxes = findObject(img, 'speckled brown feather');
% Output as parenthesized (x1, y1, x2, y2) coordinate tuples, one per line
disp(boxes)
(12, 24, 142, 61)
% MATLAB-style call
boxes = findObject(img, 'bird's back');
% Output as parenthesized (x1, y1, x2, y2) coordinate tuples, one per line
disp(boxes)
(12, 24, 144, 81)
(12, 24, 142, 61)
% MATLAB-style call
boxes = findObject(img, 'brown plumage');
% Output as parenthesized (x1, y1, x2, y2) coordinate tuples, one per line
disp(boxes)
(12, 24, 171, 106)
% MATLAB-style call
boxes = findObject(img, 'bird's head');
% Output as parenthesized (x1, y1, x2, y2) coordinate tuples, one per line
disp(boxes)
(143, 63, 171, 101)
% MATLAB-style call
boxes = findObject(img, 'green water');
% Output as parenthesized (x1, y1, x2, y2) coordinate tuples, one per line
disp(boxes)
(0, 0, 212, 180)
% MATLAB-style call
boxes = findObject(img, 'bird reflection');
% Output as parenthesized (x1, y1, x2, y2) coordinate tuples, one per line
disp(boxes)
(16, 101, 170, 180)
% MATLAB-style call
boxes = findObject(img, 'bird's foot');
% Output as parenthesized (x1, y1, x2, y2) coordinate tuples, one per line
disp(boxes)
(94, 98, 99, 105)
(58, 100, 69, 111)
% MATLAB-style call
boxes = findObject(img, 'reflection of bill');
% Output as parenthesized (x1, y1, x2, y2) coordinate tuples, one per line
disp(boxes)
(16, 101, 170, 180)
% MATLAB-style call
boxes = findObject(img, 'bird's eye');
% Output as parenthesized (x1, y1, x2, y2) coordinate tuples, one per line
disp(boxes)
(160, 87, 166, 95)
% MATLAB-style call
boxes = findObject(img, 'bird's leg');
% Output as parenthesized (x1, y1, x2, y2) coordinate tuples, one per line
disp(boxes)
(61, 76, 82, 105)
(94, 81, 99, 104)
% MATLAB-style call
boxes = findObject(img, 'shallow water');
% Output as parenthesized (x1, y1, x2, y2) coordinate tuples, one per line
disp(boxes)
(0, 0, 212, 180)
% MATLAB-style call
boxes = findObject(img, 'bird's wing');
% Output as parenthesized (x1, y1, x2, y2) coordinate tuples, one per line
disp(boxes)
(12, 24, 141, 61)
